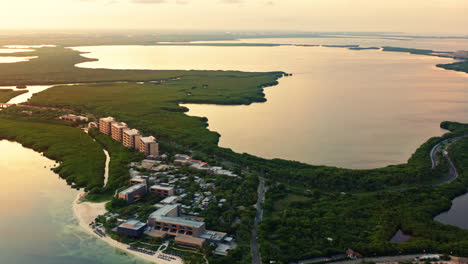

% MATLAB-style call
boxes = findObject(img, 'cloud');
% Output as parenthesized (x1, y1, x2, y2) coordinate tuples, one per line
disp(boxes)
(131, 0, 167, 3)
(265, 1, 274, 6)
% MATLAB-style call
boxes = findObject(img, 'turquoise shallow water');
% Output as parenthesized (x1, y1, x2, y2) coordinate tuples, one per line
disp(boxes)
(0, 140, 146, 264)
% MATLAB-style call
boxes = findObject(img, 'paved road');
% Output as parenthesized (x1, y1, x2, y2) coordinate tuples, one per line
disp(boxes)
(328, 254, 429, 264)
(430, 135, 467, 186)
(251, 177, 266, 264)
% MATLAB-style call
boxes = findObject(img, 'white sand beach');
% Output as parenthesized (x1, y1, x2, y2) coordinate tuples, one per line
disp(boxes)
(72, 193, 184, 264)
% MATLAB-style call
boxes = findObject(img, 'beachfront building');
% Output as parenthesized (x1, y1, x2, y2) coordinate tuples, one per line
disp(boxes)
(99, 117, 115, 135)
(111, 122, 128, 142)
(138, 136, 159, 156)
(118, 183, 147, 203)
(150, 184, 175, 198)
(117, 219, 147, 238)
(122, 128, 141, 148)
(59, 114, 88, 122)
(147, 204, 207, 247)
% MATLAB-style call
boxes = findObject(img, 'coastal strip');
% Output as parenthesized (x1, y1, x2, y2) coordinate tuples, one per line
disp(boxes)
(72, 192, 184, 264)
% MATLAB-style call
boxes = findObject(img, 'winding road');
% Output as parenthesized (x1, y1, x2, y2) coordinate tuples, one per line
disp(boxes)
(251, 177, 266, 264)
(430, 135, 467, 186)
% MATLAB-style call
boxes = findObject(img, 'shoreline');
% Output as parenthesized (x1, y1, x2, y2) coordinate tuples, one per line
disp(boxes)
(72, 192, 183, 264)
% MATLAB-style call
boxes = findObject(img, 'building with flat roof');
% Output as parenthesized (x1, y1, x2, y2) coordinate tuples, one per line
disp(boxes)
(122, 128, 141, 148)
(99, 117, 115, 135)
(118, 183, 147, 203)
(174, 154, 191, 165)
(138, 136, 159, 156)
(59, 114, 88, 122)
(148, 204, 206, 238)
(111, 122, 128, 142)
(175, 235, 206, 248)
(188, 160, 209, 171)
(117, 219, 147, 238)
(130, 176, 148, 186)
(150, 184, 175, 198)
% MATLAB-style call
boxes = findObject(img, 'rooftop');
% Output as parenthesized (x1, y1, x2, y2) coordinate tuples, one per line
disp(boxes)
(100, 116, 115, 122)
(151, 184, 174, 191)
(123, 128, 140, 136)
(140, 136, 157, 144)
(160, 196, 179, 204)
(119, 219, 147, 231)
(120, 183, 147, 195)
(149, 204, 205, 228)
(112, 122, 128, 129)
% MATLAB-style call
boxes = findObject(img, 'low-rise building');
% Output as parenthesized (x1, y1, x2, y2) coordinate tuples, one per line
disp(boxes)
(209, 167, 238, 177)
(99, 117, 115, 135)
(88, 122, 98, 129)
(111, 122, 128, 142)
(147, 204, 206, 238)
(130, 176, 148, 186)
(188, 160, 210, 171)
(138, 136, 159, 157)
(174, 154, 192, 165)
(59, 114, 88, 122)
(122, 128, 141, 148)
(174, 235, 206, 248)
(118, 183, 147, 203)
(150, 184, 175, 197)
(117, 219, 147, 238)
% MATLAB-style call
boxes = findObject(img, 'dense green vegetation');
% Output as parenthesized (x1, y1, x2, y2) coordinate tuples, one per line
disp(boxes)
(87, 129, 144, 196)
(28, 74, 282, 148)
(259, 124, 468, 263)
(0, 46, 283, 86)
(27, 76, 462, 193)
(0, 117, 105, 190)
(2, 42, 468, 263)
(382, 46, 434, 55)
(438, 60, 468, 74)
(0, 89, 27, 103)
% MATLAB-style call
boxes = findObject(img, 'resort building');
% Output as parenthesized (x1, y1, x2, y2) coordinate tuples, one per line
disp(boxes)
(175, 235, 206, 248)
(122, 128, 141, 148)
(111, 122, 128, 142)
(59, 114, 88, 122)
(150, 184, 175, 198)
(130, 176, 148, 186)
(117, 219, 147, 238)
(99, 117, 115, 135)
(188, 160, 210, 171)
(138, 136, 159, 156)
(174, 154, 191, 165)
(148, 204, 207, 247)
(118, 183, 147, 203)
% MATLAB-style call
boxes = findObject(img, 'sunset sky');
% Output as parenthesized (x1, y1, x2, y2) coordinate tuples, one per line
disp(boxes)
(2, 0, 468, 35)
